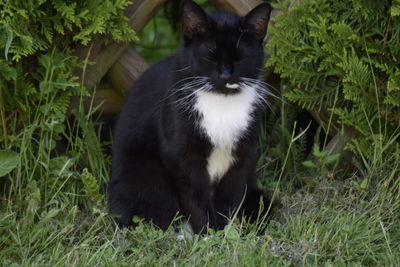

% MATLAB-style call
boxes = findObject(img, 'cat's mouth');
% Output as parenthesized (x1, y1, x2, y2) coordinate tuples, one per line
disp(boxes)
(225, 83, 240, 89)
(213, 82, 241, 95)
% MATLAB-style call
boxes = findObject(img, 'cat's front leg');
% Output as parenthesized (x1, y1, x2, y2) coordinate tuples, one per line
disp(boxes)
(174, 172, 222, 233)
(213, 148, 272, 223)
(179, 191, 215, 233)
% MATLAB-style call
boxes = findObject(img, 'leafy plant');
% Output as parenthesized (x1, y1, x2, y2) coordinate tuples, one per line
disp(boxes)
(0, 0, 132, 241)
(0, 150, 19, 177)
(0, 0, 136, 61)
(267, 0, 400, 173)
(302, 144, 340, 176)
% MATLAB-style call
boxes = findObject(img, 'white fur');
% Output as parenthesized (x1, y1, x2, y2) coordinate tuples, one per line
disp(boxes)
(206, 147, 235, 182)
(176, 222, 194, 241)
(194, 87, 257, 182)
(226, 83, 239, 89)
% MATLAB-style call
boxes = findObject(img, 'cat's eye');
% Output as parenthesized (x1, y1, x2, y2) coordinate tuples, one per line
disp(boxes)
(204, 54, 217, 62)
(198, 43, 217, 62)
(202, 49, 217, 62)
(207, 45, 216, 54)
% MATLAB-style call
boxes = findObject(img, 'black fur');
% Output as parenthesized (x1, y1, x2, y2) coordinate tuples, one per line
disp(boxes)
(108, 1, 273, 234)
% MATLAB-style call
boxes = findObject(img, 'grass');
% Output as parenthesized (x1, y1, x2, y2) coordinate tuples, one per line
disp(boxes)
(1, 100, 399, 266)
(1, 170, 399, 265)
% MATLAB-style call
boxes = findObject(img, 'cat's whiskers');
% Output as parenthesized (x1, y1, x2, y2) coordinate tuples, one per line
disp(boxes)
(175, 84, 209, 105)
(153, 77, 210, 108)
(239, 82, 271, 110)
(171, 66, 192, 73)
(256, 67, 266, 72)
(238, 77, 285, 112)
(174, 82, 213, 113)
(240, 77, 280, 94)
(254, 90, 273, 110)
(236, 32, 244, 48)
(240, 78, 283, 101)
(171, 76, 210, 90)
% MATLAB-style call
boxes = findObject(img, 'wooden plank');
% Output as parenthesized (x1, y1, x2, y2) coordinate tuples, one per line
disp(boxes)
(326, 126, 358, 155)
(326, 126, 358, 172)
(74, 0, 166, 91)
(106, 48, 149, 97)
(208, 0, 263, 16)
(125, 0, 167, 33)
(309, 108, 340, 137)
(92, 82, 125, 115)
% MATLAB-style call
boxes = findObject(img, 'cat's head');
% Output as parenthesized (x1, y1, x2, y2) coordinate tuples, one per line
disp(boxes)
(178, 0, 272, 95)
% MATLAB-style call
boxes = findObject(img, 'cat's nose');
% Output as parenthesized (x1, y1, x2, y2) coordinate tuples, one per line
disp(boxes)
(218, 66, 232, 81)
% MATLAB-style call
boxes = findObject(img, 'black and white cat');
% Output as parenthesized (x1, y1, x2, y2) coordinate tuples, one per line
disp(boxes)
(108, 0, 273, 234)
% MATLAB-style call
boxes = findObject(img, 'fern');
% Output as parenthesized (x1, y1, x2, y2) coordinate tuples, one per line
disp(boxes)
(284, 83, 338, 109)
(0, 0, 136, 124)
(0, 0, 135, 211)
(268, 0, 400, 170)
(0, 0, 136, 60)
(81, 168, 104, 207)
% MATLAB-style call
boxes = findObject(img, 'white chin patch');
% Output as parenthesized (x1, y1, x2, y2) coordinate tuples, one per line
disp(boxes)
(225, 83, 239, 89)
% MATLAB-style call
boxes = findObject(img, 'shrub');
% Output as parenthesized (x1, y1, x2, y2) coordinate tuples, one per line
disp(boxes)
(0, 0, 136, 208)
(267, 0, 400, 171)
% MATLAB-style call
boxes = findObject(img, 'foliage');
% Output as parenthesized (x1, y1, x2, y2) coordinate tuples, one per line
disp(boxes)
(267, 0, 400, 172)
(302, 144, 340, 175)
(0, 0, 136, 61)
(0, 150, 19, 177)
(133, 11, 180, 62)
(134, 0, 214, 62)
(0, 0, 135, 235)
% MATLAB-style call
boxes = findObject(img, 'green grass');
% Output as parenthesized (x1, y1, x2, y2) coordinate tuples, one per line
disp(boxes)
(1, 171, 399, 266)
(1, 104, 399, 266)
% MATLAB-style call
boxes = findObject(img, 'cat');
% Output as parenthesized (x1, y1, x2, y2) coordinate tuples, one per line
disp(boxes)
(108, 0, 273, 234)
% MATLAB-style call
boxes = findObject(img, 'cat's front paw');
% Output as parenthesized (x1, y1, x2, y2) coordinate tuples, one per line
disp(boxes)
(209, 213, 227, 231)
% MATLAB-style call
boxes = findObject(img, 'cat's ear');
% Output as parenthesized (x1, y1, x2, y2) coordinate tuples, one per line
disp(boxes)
(182, 0, 210, 39)
(241, 3, 272, 40)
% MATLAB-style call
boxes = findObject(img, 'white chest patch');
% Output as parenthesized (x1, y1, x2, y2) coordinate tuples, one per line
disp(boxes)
(194, 88, 257, 182)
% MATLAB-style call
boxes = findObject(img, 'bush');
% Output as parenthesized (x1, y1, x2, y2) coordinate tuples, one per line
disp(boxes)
(0, 0, 136, 208)
(267, 0, 400, 171)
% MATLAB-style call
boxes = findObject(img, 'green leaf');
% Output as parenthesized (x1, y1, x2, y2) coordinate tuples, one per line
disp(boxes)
(302, 160, 317, 168)
(0, 150, 19, 177)
(312, 144, 327, 158)
(324, 153, 341, 164)
(391, 5, 400, 16)
(81, 168, 104, 205)
(224, 226, 241, 241)
(43, 208, 60, 220)
(292, 122, 311, 142)
(0, 62, 17, 81)
(359, 178, 369, 190)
